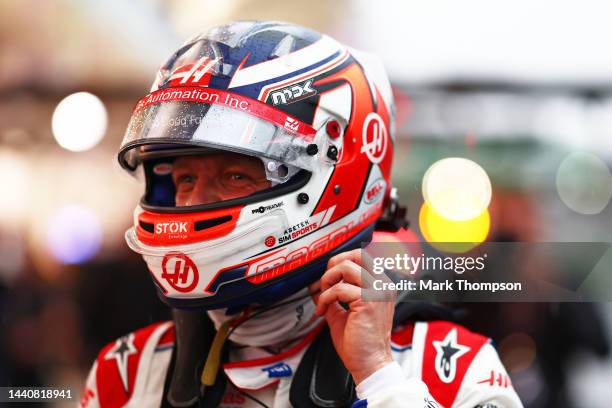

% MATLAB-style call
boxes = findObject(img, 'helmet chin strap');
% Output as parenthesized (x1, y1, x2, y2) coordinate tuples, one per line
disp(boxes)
(207, 287, 322, 348)
(200, 288, 322, 387)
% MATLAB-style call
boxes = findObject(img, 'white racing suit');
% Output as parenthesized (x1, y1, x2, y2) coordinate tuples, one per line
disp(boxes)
(79, 319, 523, 408)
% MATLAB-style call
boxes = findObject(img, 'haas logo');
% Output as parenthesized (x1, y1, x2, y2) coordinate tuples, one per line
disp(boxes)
(161, 252, 199, 293)
(284, 117, 300, 132)
(271, 79, 317, 105)
(361, 112, 388, 164)
(166, 57, 219, 87)
(364, 178, 386, 204)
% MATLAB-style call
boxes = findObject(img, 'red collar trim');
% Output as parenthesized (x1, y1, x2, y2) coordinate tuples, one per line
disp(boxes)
(390, 322, 415, 347)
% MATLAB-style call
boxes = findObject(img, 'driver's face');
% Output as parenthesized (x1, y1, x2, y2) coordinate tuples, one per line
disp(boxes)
(172, 152, 271, 206)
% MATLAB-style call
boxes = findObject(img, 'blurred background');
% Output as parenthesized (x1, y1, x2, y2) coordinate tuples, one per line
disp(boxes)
(1, 0, 612, 407)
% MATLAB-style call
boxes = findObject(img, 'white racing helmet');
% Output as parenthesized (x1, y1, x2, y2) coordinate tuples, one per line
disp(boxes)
(118, 21, 402, 310)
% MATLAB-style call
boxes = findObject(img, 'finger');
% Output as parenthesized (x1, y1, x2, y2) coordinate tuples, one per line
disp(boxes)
(320, 260, 363, 292)
(323, 301, 348, 342)
(309, 280, 321, 295)
(316, 282, 361, 315)
(327, 248, 362, 270)
(322, 259, 378, 293)
(328, 249, 378, 278)
(309, 280, 321, 304)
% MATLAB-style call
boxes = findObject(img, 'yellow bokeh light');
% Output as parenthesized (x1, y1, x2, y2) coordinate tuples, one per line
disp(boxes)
(419, 201, 490, 253)
(422, 157, 492, 221)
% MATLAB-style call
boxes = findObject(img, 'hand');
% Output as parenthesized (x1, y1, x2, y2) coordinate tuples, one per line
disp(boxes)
(311, 249, 396, 385)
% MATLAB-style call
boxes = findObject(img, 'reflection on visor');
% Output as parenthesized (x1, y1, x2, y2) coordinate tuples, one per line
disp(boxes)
(132, 87, 316, 136)
(119, 87, 321, 172)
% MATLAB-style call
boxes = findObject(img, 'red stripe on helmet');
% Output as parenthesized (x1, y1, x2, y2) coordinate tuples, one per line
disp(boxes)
(311, 62, 381, 223)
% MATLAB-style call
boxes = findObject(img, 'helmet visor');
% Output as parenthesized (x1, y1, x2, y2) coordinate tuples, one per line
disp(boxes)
(118, 88, 319, 173)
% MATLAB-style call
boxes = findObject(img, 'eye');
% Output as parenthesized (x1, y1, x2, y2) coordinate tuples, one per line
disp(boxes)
(223, 171, 255, 187)
(229, 173, 247, 181)
(175, 174, 197, 191)
(178, 174, 196, 183)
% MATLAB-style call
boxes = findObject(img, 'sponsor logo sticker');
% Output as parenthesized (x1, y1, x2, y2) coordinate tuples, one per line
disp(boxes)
(264, 236, 276, 247)
(261, 362, 292, 378)
(251, 202, 284, 214)
(155, 221, 188, 234)
(477, 370, 512, 388)
(364, 178, 386, 204)
(161, 252, 199, 293)
(284, 117, 300, 132)
(278, 219, 319, 244)
(166, 57, 220, 87)
(153, 163, 173, 175)
(432, 329, 470, 383)
(361, 112, 388, 164)
(271, 79, 317, 105)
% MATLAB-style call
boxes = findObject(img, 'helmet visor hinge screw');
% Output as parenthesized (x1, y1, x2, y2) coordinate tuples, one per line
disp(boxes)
(306, 144, 318, 156)
(297, 193, 309, 204)
(327, 146, 338, 160)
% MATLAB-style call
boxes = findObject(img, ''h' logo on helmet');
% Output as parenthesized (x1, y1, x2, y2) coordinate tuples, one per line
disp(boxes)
(284, 117, 300, 132)
(161, 253, 199, 293)
(167, 57, 219, 87)
(361, 112, 388, 164)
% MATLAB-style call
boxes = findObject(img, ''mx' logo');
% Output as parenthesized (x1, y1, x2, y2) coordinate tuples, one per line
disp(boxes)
(271, 79, 316, 105)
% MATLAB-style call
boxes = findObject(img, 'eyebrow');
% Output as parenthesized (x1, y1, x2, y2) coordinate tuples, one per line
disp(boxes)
(171, 157, 198, 170)
(171, 156, 264, 175)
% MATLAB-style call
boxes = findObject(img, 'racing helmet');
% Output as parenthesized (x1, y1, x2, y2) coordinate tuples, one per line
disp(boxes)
(118, 21, 402, 310)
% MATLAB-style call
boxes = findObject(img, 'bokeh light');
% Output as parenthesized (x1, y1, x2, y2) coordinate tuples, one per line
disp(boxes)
(51, 92, 107, 152)
(372, 227, 420, 244)
(556, 151, 612, 215)
(422, 157, 492, 221)
(0, 149, 31, 226)
(45, 205, 103, 264)
(499, 332, 537, 373)
(419, 202, 490, 253)
(0, 232, 26, 284)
